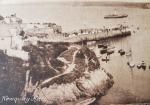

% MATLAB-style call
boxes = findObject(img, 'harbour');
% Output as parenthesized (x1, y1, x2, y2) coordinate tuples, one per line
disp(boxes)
(0, 1, 150, 105)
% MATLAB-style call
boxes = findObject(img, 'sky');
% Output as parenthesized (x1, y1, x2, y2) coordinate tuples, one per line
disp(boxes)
(0, 0, 150, 4)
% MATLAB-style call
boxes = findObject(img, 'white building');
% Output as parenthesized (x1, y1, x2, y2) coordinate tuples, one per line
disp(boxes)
(4, 14, 22, 24)
(26, 27, 54, 38)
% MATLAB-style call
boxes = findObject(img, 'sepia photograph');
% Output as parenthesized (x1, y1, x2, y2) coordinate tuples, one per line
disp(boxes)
(0, 0, 150, 105)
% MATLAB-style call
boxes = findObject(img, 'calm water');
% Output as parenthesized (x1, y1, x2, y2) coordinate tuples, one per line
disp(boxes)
(0, 3, 150, 100)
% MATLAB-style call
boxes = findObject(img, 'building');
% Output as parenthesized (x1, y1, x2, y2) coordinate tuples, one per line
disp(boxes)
(25, 27, 55, 38)
(4, 14, 22, 24)
(0, 15, 4, 20)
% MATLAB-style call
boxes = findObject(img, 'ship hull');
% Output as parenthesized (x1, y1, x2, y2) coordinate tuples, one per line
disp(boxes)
(104, 15, 128, 19)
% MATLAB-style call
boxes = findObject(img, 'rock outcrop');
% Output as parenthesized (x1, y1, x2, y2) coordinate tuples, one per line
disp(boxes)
(23, 44, 114, 105)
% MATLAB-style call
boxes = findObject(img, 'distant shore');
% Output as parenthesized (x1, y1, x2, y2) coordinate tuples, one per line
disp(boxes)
(1, 1, 149, 9)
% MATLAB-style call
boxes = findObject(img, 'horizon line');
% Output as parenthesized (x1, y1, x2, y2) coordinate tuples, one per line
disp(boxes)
(0, 0, 150, 5)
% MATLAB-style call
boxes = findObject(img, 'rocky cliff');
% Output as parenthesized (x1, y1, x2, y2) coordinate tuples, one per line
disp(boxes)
(22, 43, 114, 105)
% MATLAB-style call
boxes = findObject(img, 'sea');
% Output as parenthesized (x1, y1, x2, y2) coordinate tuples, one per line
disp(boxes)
(0, 3, 150, 103)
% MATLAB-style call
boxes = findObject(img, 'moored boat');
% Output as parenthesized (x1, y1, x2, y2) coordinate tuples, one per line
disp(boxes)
(118, 49, 125, 56)
(127, 61, 135, 68)
(98, 44, 105, 48)
(137, 61, 147, 70)
(107, 50, 114, 55)
(100, 49, 107, 54)
(102, 57, 109, 62)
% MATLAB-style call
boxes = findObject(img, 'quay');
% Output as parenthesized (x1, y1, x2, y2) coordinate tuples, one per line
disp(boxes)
(40, 29, 131, 43)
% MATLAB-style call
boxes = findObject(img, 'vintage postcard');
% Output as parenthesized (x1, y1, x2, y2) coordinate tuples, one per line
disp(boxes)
(0, 0, 150, 105)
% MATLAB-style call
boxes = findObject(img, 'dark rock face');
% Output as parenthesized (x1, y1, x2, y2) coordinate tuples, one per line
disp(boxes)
(0, 42, 70, 105)
(23, 42, 69, 85)
(0, 50, 27, 99)
(74, 47, 100, 72)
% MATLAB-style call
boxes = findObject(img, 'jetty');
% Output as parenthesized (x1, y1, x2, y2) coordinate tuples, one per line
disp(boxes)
(37, 27, 131, 43)
(65, 29, 130, 43)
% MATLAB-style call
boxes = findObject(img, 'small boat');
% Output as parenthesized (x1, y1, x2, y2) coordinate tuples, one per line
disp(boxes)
(141, 65, 146, 70)
(102, 58, 109, 62)
(141, 61, 146, 70)
(87, 41, 96, 45)
(100, 49, 107, 54)
(127, 61, 135, 68)
(137, 61, 146, 70)
(118, 49, 122, 53)
(120, 51, 125, 56)
(107, 50, 114, 55)
(98, 44, 104, 48)
(107, 46, 115, 50)
(137, 64, 141, 69)
(102, 57, 109, 62)
(104, 14, 128, 19)
(118, 49, 125, 56)
(103, 45, 108, 49)
(126, 50, 132, 56)
(98, 44, 108, 49)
